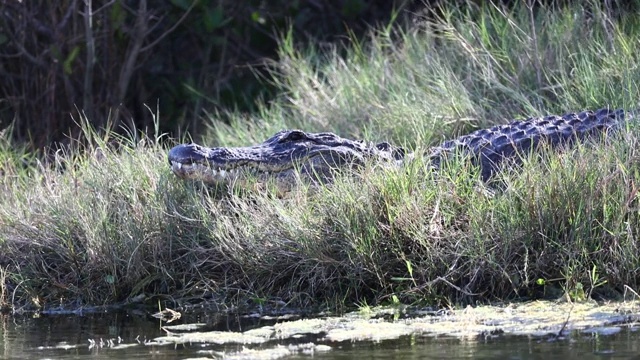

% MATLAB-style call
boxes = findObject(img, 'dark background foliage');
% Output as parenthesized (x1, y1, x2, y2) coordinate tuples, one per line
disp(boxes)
(0, 0, 637, 149)
(0, 0, 423, 148)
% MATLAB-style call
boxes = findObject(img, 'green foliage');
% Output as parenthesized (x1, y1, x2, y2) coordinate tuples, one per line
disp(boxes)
(209, 0, 640, 150)
(2, 0, 640, 311)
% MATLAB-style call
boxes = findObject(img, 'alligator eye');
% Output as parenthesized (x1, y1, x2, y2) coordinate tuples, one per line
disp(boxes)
(280, 130, 306, 142)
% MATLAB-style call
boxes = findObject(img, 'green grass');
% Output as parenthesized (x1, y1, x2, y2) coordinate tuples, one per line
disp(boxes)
(2, 1, 640, 312)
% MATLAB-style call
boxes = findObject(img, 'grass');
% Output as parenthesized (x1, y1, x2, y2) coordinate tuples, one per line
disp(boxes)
(2, 0, 640, 312)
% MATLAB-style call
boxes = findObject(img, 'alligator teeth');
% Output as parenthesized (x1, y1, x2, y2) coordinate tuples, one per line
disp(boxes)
(171, 161, 269, 182)
(207, 168, 231, 178)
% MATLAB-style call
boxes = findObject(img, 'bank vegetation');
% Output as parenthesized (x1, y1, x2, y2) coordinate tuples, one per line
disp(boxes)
(1, 1, 640, 312)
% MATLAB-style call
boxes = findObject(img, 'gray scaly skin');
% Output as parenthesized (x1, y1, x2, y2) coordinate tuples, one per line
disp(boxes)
(168, 108, 626, 190)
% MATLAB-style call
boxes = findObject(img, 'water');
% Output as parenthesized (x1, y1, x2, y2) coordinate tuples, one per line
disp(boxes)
(306, 333, 640, 359)
(1, 312, 639, 359)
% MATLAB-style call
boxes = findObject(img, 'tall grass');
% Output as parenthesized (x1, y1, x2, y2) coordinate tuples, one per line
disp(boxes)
(1, 1, 640, 312)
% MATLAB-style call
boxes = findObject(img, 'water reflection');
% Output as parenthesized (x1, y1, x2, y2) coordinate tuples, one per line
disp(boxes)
(302, 332, 640, 360)
(0, 312, 638, 359)
(0, 312, 171, 359)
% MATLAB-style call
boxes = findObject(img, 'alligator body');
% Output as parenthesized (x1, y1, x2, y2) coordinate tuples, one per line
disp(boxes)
(168, 108, 626, 190)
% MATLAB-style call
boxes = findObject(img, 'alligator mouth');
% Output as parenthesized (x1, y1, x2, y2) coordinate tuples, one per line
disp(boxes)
(170, 161, 239, 181)
(169, 158, 302, 185)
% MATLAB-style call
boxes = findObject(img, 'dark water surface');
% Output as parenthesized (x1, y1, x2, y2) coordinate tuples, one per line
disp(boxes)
(1, 311, 639, 359)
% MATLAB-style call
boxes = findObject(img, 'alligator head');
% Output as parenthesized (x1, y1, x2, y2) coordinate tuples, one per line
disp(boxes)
(168, 129, 405, 190)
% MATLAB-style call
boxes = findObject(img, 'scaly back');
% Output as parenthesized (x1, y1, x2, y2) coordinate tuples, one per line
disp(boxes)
(428, 108, 626, 180)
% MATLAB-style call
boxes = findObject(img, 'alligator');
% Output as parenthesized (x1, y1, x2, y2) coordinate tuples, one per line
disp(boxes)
(168, 108, 626, 191)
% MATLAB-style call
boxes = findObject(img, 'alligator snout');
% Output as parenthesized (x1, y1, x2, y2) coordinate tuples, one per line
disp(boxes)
(168, 143, 209, 165)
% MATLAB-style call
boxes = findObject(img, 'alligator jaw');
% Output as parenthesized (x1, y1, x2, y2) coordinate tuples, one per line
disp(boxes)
(169, 158, 298, 186)
(170, 161, 244, 183)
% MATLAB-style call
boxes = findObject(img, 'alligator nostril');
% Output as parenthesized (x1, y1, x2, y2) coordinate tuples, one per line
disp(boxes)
(168, 143, 203, 164)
